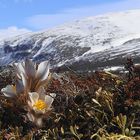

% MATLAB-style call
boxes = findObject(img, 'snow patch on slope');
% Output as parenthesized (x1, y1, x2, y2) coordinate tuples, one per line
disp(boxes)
(0, 10, 140, 69)
(0, 26, 32, 41)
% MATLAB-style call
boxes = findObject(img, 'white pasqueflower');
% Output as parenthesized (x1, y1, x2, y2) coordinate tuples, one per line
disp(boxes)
(1, 85, 16, 97)
(28, 87, 56, 114)
(1, 79, 24, 98)
(14, 59, 50, 91)
(27, 87, 56, 127)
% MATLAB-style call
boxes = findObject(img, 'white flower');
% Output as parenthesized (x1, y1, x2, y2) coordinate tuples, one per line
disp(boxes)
(1, 85, 16, 97)
(28, 87, 56, 114)
(27, 112, 43, 127)
(1, 79, 24, 97)
(1, 59, 56, 127)
(14, 59, 50, 91)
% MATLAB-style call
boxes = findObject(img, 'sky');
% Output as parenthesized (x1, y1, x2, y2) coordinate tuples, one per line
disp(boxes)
(0, 0, 140, 33)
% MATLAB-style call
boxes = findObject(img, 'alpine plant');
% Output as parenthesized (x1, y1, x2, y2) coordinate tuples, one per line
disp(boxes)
(1, 59, 56, 127)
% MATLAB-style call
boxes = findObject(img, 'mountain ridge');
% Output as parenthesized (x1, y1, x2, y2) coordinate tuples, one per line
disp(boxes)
(0, 10, 140, 71)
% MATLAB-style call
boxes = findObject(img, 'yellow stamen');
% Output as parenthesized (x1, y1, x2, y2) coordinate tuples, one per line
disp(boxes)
(33, 99, 47, 110)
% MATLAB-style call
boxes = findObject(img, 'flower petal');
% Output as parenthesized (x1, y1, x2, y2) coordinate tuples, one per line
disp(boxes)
(33, 107, 45, 114)
(36, 61, 50, 82)
(28, 92, 39, 105)
(1, 85, 16, 97)
(27, 100, 32, 108)
(36, 117, 43, 127)
(16, 79, 24, 93)
(25, 59, 36, 78)
(16, 62, 26, 78)
(45, 93, 56, 109)
(21, 73, 28, 89)
(27, 112, 35, 122)
(37, 87, 46, 100)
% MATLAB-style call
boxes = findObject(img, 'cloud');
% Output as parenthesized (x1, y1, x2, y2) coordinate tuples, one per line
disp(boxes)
(0, 26, 32, 40)
(25, 0, 140, 30)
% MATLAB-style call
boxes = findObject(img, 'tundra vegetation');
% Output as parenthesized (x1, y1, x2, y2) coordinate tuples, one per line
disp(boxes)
(0, 59, 139, 140)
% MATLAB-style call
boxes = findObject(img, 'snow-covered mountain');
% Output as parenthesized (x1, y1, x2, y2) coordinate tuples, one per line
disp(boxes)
(0, 27, 32, 41)
(0, 10, 140, 71)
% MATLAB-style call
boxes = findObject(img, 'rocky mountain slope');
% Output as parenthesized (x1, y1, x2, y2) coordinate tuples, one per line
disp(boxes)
(0, 10, 140, 71)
